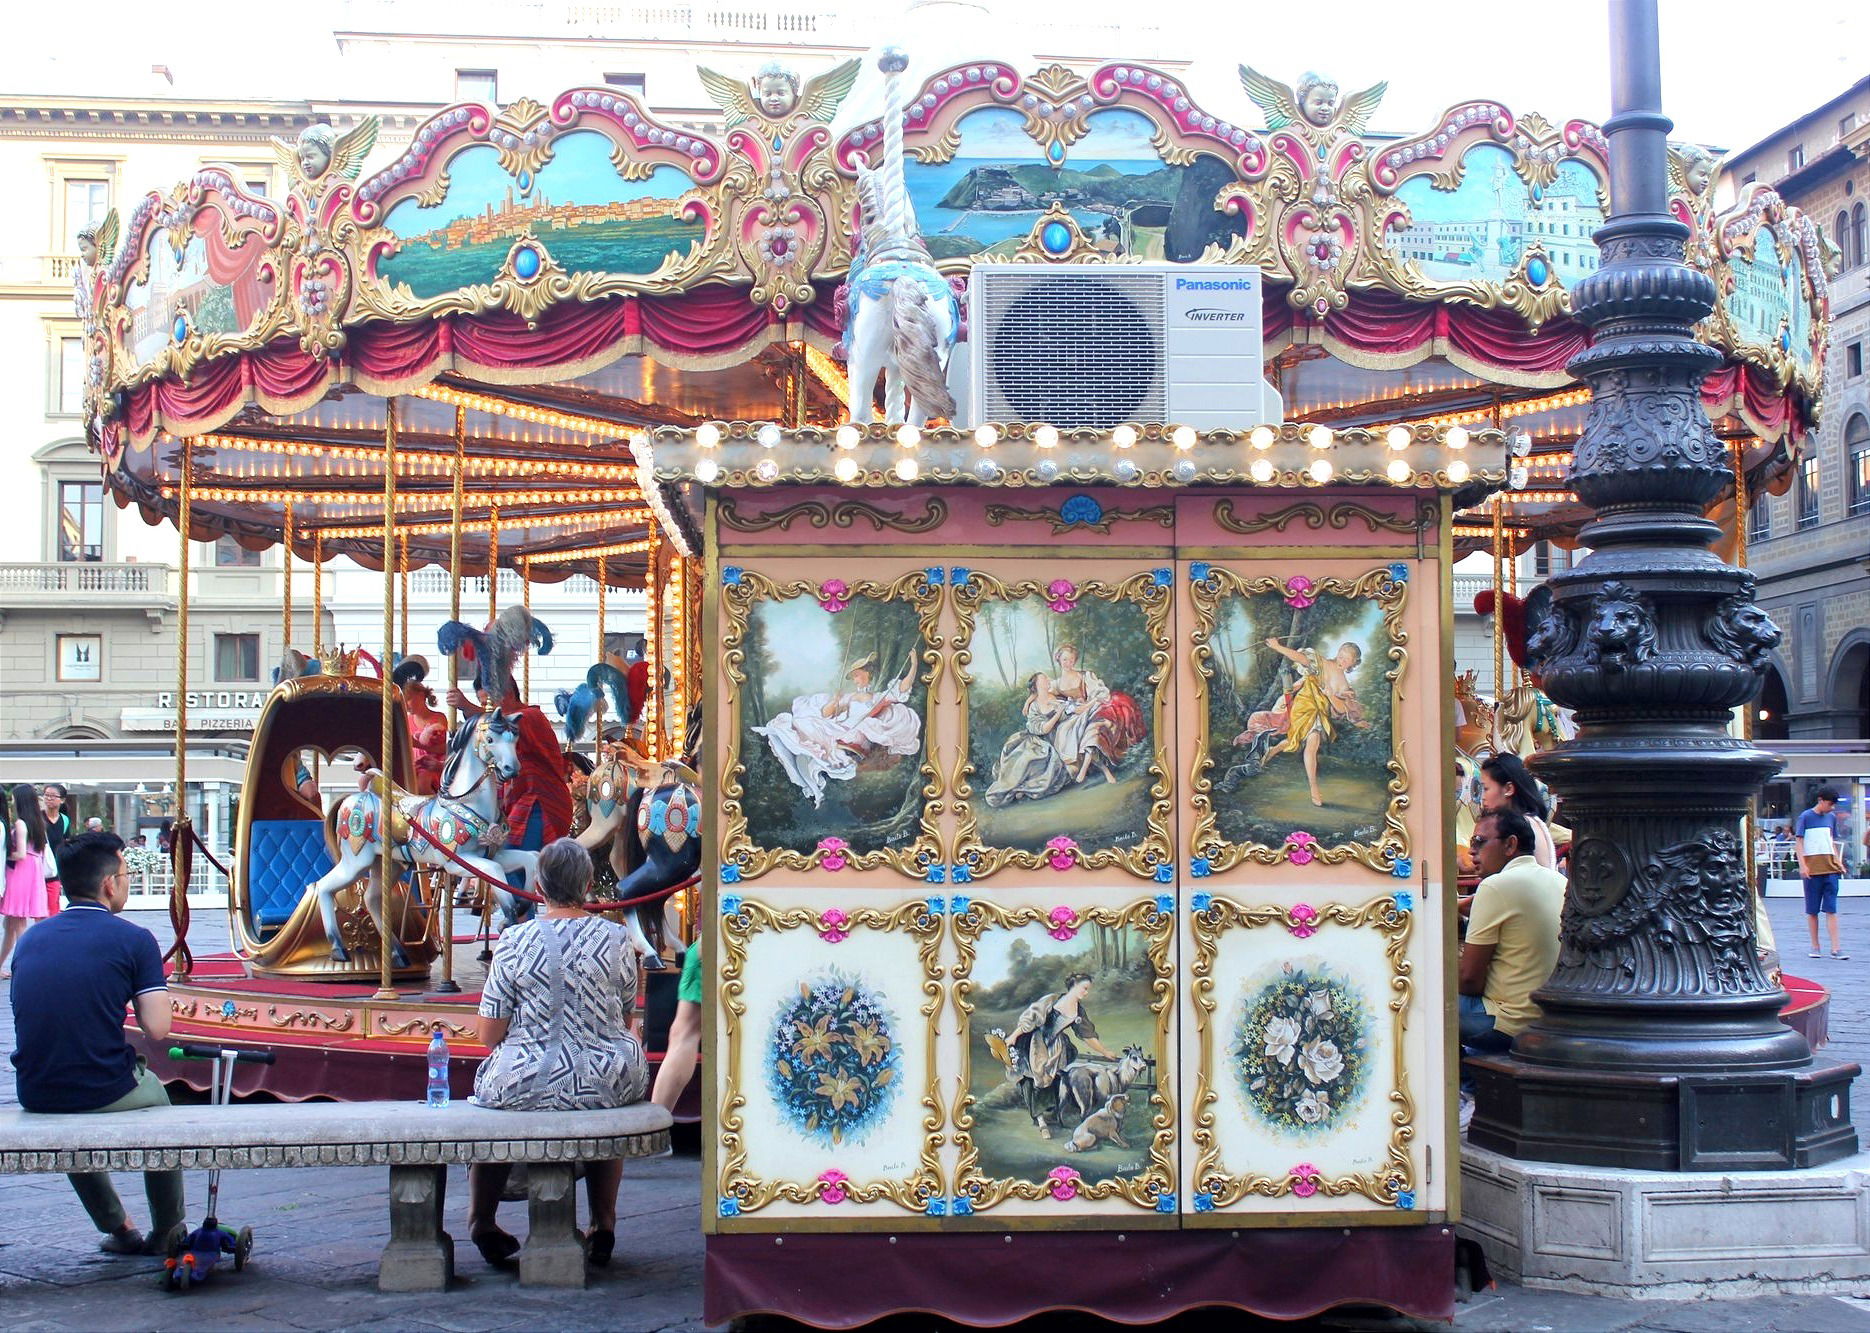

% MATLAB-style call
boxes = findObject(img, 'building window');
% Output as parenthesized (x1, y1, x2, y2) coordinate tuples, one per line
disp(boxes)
(1843, 113, 1858, 139)
(63, 178, 110, 238)
(1851, 343, 1864, 379)
(56, 479, 103, 561)
(56, 633, 102, 682)
(213, 633, 261, 682)
(214, 535, 262, 567)
(1742, 172, 1756, 187)
(1788, 145, 1806, 172)
(1848, 414, 1870, 516)
(1748, 489, 1771, 543)
(1797, 454, 1821, 529)
(455, 68, 497, 103)
(603, 72, 646, 97)
(56, 336, 85, 415)
(1854, 204, 1868, 271)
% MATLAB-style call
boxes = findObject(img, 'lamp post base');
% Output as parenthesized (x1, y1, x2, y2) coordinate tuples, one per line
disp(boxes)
(1468, 1054, 1860, 1172)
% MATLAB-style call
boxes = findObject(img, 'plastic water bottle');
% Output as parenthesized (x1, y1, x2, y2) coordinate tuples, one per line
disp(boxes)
(425, 1027, 450, 1108)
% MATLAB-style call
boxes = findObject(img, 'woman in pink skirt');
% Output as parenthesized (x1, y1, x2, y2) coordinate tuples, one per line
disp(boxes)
(1, 782, 51, 979)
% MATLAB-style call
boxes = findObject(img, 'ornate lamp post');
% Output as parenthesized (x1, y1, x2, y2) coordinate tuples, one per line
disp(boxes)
(1467, 0, 1858, 1170)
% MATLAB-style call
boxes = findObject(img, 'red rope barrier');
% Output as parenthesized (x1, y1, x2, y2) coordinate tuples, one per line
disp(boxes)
(186, 823, 233, 879)
(402, 817, 697, 913)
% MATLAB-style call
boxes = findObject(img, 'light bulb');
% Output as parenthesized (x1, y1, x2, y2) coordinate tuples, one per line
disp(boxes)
(1112, 424, 1138, 449)
(1033, 424, 1059, 449)
(833, 455, 860, 482)
(756, 423, 781, 449)
(1387, 426, 1411, 451)
(1249, 458, 1275, 482)
(1307, 424, 1333, 450)
(974, 424, 999, 448)
(694, 457, 720, 484)
(1171, 425, 1197, 450)
(696, 423, 722, 449)
(754, 458, 779, 481)
(1447, 459, 1471, 483)
(836, 424, 861, 449)
(896, 423, 921, 448)
(1308, 458, 1334, 483)
(1249, 426, 1276, 450)
(1114, 458, 1139, 480)
(1386, 458, 1412, 483)
(894, 456, 920, 481)
(1446, 425, 1469, 450)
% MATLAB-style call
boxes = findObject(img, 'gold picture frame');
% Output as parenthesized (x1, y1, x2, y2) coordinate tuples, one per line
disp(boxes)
(1189, 893, 1415, 1211)
(719, 567, 943, 881)
(950, 569, 1174, 880)
(951, 897, 1177, 1214)
(1188, 563, 1410, 874)
(716, 898, 945, 1218)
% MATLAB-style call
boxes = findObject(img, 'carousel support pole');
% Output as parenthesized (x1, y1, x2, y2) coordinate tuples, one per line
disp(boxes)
(1492, 494, 1507, 711)
(595, 554, 609, 744)
(644, 525, 662, 758)
(521, 556, 532, 699)
(1468, 0, 1856, 1172)
(282, 497, 294, 653)
(399, 530, 411, 662)
(435, 411, 465, 995)
(374, 400, 401, 1002)
(169, 441, 194, 977)
(488, 507, 500, 623)
(668, 553, 687, 759)
(1733, 438, 1760, 920)
(312, 531, 325, 658)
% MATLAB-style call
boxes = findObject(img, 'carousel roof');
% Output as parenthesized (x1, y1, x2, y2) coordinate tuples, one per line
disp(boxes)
(74, 57, 1833, 576)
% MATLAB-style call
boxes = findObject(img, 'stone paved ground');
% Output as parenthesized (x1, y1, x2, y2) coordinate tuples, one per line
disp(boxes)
(2, 907, 1868, 1330)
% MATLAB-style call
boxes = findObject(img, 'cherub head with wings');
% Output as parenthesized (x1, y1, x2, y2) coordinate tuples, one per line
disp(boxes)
(75, 212, 118, 267)
(275, 119, 380, 190)
(699, 56, 861, 130)
(1240, 66, 1388, 140)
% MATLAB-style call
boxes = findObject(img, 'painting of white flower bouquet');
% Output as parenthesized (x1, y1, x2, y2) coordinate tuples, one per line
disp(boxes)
(1231, 964, 1371, 1136)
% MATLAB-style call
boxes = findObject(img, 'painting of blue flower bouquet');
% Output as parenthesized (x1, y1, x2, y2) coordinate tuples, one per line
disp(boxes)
(766, 970, 902, 1147)
(1232, 964, 1371, 1136)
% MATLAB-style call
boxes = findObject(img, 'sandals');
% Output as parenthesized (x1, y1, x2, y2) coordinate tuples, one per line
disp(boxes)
(471, 1227, 521, 1271)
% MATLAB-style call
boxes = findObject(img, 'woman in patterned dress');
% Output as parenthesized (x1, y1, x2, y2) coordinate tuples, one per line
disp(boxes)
(466, 838, 647, 1270)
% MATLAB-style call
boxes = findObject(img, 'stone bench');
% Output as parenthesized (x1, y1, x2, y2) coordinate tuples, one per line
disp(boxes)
(0, 1099, 672, 1291)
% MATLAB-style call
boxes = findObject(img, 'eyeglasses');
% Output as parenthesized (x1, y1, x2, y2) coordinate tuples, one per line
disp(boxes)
(1467, 833, 1501, 852)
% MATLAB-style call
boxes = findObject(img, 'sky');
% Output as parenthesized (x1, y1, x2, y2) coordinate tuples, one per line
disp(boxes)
(10, 0, 1867, 157)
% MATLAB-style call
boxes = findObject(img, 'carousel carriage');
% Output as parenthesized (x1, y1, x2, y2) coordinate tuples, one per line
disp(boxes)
(229, 670, 439, 982)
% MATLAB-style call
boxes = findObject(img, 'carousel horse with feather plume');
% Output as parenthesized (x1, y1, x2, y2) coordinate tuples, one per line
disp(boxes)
(843, 47, 958, 426)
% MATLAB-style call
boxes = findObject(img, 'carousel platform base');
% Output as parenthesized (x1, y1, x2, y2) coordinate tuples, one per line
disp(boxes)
(129, 951, 700, 1121)
(1460, 1141, 1870, 1298)
(703, 1226, 1456, 1327)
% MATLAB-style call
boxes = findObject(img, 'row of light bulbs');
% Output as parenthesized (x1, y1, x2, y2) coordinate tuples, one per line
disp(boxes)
(685, 420, 1481, 453)
(687, 453, 1483, 487)
(412, 383, 632, 439)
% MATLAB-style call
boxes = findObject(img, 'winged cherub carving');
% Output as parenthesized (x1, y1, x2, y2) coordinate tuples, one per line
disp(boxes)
(72, 210, 119, 328)
(273, 119, 381, 191)
(1238, 67, 1388, 142)
(1668, 142, 1721, 208)
(698, 56, 861, 130)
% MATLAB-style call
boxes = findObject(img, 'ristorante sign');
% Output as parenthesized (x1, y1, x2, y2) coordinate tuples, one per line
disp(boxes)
(122, 691, 265, 732)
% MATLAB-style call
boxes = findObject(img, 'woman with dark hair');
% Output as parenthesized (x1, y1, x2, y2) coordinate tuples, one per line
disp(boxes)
(1005, 971, 1119, 1140)
(465, 838, 647, 1271)
(1479, 753, 1558, 869)
(2, 783, 52, 977)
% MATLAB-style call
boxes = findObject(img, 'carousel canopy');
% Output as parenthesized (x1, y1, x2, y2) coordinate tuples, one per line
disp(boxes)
(74, 56, 1832, 574)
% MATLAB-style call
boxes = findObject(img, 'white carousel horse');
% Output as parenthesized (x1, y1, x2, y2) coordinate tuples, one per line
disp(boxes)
(306, 711, 539, 964)
(843, 48, 958, 426)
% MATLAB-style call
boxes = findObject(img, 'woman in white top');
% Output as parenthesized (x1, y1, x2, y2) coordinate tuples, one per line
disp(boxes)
(1480, 753, 1559, 870)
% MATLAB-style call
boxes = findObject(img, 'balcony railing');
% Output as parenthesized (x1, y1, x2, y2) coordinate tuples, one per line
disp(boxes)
(0, 561, 170, 596)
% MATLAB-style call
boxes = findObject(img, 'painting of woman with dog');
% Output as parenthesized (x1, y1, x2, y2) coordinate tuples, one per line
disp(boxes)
(964, 916, 1161, 1186)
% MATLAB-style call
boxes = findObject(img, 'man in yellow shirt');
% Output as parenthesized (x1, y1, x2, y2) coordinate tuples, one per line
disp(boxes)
(1459, 808, 1565, 1052)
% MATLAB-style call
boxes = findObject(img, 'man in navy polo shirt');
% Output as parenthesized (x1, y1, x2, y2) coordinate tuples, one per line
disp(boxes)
(9, 832, 184, 1255)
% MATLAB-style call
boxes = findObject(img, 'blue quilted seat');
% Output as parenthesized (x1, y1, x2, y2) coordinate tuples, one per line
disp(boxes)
(247, 820, 334, 930)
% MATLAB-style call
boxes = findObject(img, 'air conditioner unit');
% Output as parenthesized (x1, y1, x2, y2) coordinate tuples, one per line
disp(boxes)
(962, 263, 1283, 430)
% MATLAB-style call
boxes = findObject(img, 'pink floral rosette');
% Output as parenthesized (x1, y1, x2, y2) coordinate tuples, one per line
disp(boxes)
(818, 578, 851, 612)
(818, 836, 849, 871)
(1283, 576, 1317, 609)
(817, 908, 851, 943)
(1287, 830, 1318, 865)
(1046, 1166, 1081, 1201)
(818, 1169, 850, 1204)
(1046, 904, 1079, 940)
(1045, 579, 1077, 613)
(1287, 903, 1319, 939)
(1045, 836, 1077, 872)
(1289, 1162, 1322, 1198)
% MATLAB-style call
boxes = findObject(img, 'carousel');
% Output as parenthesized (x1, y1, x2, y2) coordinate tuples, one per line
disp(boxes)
(75, 36, 1829, 1325)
